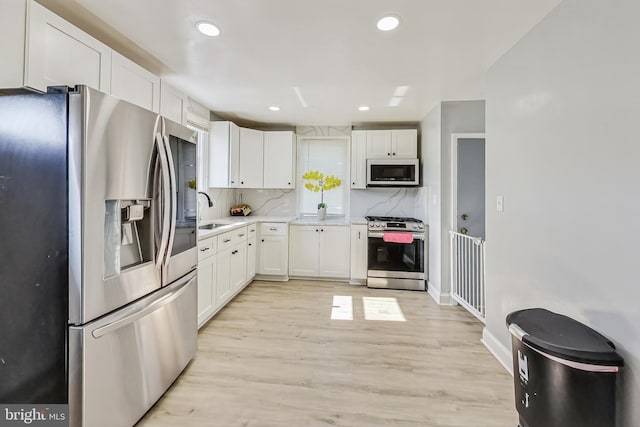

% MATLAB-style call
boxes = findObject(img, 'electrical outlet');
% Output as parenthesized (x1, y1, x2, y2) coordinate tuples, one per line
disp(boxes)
(496, 195, 504, 212)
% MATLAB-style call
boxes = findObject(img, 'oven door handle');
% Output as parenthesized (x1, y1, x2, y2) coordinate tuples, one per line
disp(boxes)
(368, 231, 425, 240)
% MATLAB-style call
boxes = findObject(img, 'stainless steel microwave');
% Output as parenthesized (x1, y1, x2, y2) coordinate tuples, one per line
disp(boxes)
(367, 158, 419, 186)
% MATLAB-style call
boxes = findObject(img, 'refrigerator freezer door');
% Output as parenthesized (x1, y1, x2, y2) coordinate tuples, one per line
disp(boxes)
(68, 271, 197, 427)
(0, 91, 68, 403)
(69, 86, 163, 325)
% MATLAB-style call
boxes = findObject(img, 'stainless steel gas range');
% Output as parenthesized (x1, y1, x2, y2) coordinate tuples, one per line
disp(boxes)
(365, 216, 428, 291)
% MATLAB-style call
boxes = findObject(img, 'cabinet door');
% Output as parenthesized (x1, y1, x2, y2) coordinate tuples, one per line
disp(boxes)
(0, 0, 27, 89)
(289, 226, 319, 277)
(350, 225, 368, 280)
(197, 254, 216, 328)
(209, 121, 240, 188)
(392, 129, 418, 158)
(238, 127, 264, 188)
(110, 51, 160, 113)
(263, 131, 295, 189)
(366, 130, 392, 158)
(318, 226, 350, 278)
(160, 80, 187, 125)
(246, 238, 257, 281)
(229, 243, 246, 293)
(216, 249, 232, 306)
(25, 0, 112, 93)
(350, 130, 367, 189)
(258, 236, 288, 275)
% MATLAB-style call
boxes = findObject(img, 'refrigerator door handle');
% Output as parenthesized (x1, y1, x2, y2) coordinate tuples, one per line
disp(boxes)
(154, 131, 172, 269)
(91, 273, 196, 338)
(162, 128, 177, 268)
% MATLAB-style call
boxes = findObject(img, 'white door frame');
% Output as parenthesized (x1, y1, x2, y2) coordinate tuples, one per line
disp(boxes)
(450, 133, 486, 234)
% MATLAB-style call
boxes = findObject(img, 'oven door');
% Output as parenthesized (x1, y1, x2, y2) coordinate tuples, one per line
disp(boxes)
(367, 231, 425, 278)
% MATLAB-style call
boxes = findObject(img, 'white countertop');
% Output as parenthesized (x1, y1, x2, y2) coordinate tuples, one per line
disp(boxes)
(198, 216, 367, 240)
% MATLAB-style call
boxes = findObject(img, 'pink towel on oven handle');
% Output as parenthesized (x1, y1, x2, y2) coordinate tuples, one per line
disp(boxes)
(383, 232, 414, 244)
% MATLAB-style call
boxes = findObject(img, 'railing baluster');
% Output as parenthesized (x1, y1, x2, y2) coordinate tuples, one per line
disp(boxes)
(449, 231, 486, 323)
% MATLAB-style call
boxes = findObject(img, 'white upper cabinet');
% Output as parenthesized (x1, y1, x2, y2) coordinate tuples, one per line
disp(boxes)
(350, 130, 367, 189)
(186, 97, 210, 130)
(209, 121, 240, 188)
(110, 51, 160, 113)
(263, 131, 295, 189)
(238, 128, 264, 188)
(366, 130, 393, 158)
(23, 0, 112, 93)
(160, 80, 186, 125)
(0, 0, 28, 89)
(366, 129, 417, 159)
(392, 129, 418, 158)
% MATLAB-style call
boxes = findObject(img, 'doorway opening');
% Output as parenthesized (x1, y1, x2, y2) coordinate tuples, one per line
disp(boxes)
(450, 133, 486, 321)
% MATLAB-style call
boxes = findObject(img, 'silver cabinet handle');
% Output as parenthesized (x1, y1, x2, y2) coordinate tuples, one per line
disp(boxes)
(250, 229, 256, 233)
(200, 247, 210, 252)
(223, 239, 231, 243)
(269, 227, 278, 231)
(358, 231, 361, 239)
(238, 233, 245, 237)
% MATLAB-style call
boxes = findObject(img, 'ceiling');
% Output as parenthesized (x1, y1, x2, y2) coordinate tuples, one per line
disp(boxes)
(39, 0, 561, 126)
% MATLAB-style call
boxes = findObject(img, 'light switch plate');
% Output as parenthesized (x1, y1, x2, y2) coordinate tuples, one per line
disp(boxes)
(496, 195, 504, 212)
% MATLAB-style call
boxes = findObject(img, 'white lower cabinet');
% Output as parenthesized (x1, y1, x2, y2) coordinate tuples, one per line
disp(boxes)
(216, 247, 232, 307)
(350, 225, 368, 281)
(246, 237, 257, 281)
(258, 223, 289, 276)
(197, 236, 217, 328)
(289, 225, 350, 278)
(229, 243, 246, 293)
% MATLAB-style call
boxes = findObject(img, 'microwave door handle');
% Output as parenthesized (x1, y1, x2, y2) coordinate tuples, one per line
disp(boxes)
(162, 130, 177, 267)
(154, 132, 172, 269)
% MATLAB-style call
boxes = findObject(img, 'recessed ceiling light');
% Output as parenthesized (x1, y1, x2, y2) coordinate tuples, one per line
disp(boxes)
(196, 21, 220, 37)
(377, 15, 400, 32)
(358, 106, 370, 111)
(269, 106, 280, 111)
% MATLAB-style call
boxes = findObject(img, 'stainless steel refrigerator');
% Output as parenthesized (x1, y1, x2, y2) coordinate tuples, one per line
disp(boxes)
(0, 85, 199, 426)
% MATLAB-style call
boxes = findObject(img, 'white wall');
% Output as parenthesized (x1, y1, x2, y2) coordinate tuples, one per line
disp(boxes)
(420, 105, 442, 298)
(420, 101, 485, 303)
(484, 0, 640, 425)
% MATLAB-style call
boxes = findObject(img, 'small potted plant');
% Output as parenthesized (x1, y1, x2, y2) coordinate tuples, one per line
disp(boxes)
(302, 170, 341, 220)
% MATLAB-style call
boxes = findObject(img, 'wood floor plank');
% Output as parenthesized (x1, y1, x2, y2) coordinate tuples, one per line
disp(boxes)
(138, 280, 516, 427)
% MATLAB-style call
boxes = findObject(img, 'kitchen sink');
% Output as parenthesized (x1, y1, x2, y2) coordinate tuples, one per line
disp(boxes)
(198, 223, 228, 230)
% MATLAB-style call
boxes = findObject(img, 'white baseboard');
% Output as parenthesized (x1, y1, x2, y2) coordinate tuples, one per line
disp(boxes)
(482, 327, 513, 375)
(427, 281, 441, 303)
(427, 282, 455, 305)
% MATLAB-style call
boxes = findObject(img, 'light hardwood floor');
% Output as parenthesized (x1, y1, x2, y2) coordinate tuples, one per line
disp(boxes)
(138, 280, 517, 427)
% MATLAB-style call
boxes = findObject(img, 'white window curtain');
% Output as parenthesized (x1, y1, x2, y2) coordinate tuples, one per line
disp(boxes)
(298, 138, 348, 216)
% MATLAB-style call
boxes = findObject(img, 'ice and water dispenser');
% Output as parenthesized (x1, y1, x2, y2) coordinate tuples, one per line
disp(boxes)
(104, 199, 152, 278)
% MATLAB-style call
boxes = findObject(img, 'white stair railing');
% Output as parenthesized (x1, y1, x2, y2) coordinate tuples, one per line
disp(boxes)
(450, 231, 486, 322)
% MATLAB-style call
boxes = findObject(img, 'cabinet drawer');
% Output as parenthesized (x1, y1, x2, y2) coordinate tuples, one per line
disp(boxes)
(217, 226, 248, 251)
(260, 222, 287, 236)
(198, 236, 217, 261)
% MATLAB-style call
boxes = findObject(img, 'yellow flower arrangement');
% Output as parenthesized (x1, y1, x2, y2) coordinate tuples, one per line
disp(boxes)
(302, 170, 342, 208)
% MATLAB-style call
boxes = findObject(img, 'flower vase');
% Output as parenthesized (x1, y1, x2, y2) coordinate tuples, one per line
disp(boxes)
(317, 206, 327, 221)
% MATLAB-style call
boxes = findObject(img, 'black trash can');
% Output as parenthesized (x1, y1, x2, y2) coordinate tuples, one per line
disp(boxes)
(506, 308, 624, 427)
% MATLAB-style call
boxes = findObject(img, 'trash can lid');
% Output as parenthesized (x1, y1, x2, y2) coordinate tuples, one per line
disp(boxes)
(506, 308, 624, 367)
